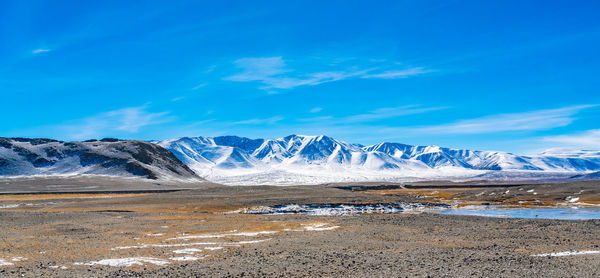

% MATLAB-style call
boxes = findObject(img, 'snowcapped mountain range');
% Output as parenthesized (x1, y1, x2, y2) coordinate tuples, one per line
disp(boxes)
(0, 138, 201, 181)
(155, 135, 600, 185)
(1, 135, 598, 185)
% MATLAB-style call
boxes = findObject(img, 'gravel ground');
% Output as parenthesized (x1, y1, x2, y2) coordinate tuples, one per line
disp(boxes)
(0, 179, 599, 277)
(111, 214, 600, 278)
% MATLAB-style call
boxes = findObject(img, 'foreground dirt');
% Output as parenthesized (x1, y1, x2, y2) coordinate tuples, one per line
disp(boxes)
(0, 180, 599, 277)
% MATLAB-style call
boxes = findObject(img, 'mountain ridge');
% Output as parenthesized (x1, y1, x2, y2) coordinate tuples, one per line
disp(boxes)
(0, 137, 202, 181)
(156, 134, 600, 185)
(2, 135, 598, 185)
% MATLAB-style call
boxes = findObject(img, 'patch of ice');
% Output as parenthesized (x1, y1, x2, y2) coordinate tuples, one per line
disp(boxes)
(205, 246, 223, 251)
(112, 242, 219, 250)
(532, 250, 600, 257)
(0, 259, 14, 266)
(11, 257, 26, 262)
(0, 202, 58, 209)
(167, 231, 276, 241)
(236, 239, 271, 244)
(112, 239, 267, 251)
(240, 204, 391, 216)
(147, 233, 164, 236)
(170, 256, 204, 261)
(49, 265, 68, 270)
(527, 189, 535, 193)
(442, 207, 600, 220)
(566, 196, 580, 203)
(302, 223, 340, 231)
(233, 231, 277, 236)
(234, 203, 450, 216)
(173, 248, 203, 255)
(73, 257, 170, 267)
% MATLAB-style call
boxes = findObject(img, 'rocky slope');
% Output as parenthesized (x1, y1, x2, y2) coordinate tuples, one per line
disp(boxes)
(0, 138, 201, 180)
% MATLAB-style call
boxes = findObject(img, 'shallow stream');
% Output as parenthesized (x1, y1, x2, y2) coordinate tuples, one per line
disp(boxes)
(440, 206, 600, 220)
(236, 203, 600, 220)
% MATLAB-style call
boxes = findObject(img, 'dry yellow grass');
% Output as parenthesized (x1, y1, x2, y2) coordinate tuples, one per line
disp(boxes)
(0, 193, 339, 271)
(0, 193, 151, 201)
(361, 187, 600, 208)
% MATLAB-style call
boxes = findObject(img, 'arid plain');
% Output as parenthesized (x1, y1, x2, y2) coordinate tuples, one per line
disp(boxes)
(0, 177, 599, 277)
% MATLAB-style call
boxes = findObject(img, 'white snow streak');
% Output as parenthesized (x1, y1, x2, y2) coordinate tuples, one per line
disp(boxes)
(0, 259, 13, 266)
(532, 250, 600, 257)
(49, 265, 68, 270)
(167, 230, 277, 241)
(301, 223, 340, 231)
(111, 242, 219, 250)
(169, 256, 206, 261)
(73, 257, 170, 267)
(172, 248, 203, 255)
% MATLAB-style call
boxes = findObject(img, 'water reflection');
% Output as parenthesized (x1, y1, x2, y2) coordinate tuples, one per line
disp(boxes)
(440, 206, 600, 220)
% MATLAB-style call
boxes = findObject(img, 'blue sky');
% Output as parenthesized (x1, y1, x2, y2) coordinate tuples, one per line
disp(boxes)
(1, 0, 599, 154)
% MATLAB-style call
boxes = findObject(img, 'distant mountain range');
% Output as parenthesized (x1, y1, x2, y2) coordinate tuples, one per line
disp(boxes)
(1, 135, 599, 185)
(155, 135, 600, 185)
(0, 138, 200, 181)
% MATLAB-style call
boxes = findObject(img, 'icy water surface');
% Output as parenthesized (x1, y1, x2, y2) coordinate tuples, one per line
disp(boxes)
(440, 207, 600, 220)
(236, 204, 600, 220)
(235, 203, 450, 215)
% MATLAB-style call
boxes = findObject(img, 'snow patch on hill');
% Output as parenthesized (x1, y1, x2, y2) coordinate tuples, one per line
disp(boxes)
(0, 138, 202, 181)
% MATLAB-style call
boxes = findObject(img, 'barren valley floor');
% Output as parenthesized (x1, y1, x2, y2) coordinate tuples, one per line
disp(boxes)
(0, 179, 599, 277)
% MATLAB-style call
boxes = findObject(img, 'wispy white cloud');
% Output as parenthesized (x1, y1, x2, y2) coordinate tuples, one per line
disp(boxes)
(191, 83, 207, 90)
(110, 107, 171, 132)
(225, 57, 290, 83)
(32, 49, 51, 54)
(297, 116, 334, 122)
(542, 129, 600, 148)
(224, 56, 430, 90)
(232, 116, 284, 125)
(260, 70, 370, 90)
(58, 106, 173, 139)
(361, 67, 433, 79)
(204, 65, 217, 73)
(296, 105, 444, 124)
(310, 107, 323, 113)
(402, 105, 595, 134)
(341, 105, 448, 123)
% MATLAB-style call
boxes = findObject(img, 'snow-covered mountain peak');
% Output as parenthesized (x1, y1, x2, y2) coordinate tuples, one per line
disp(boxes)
(155, 135, 600, 185)
(3, 135, 599, 185)
(213, 136, 265, 153)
